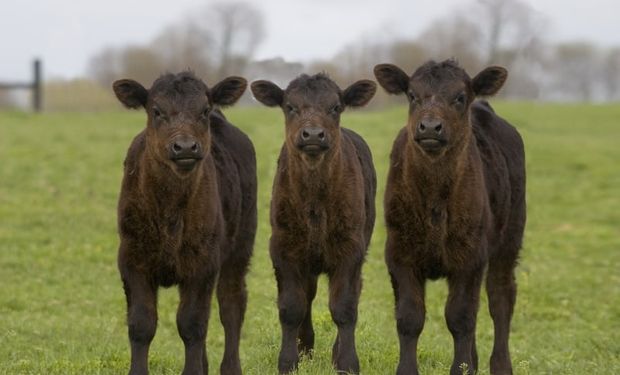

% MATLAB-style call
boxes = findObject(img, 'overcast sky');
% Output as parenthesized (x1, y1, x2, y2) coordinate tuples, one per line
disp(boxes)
(1, 0, 619, 81)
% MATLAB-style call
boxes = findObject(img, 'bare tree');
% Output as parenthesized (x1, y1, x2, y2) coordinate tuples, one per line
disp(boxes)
(151, 23, 215, 79)
(88, 47, 122, 88)
(119, 46, 166, 85)
(198, 1, 266, 77)
(551, 42, 599, 101)
(87, 45, 165, 88)
(417, 15, 484, 73)
(330, 41, 387, 83)
(458, 0, 547, 98)
(87, 0, 265, 90)
(0, 91, 17, 109)
(477, 0, 546, 65)
(389, 40, 428, 73)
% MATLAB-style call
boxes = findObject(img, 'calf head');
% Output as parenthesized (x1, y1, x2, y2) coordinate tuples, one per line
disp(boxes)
(113, 72, 246, 176)
(251, 73, 375, 167)
(374, 60, 507, 158)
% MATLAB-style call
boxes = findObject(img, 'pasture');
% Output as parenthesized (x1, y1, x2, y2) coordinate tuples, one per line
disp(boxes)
(0, 102, 619, 374)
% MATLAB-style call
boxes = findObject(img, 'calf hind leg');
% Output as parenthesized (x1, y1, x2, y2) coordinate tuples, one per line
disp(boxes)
(217, 258, 250, 375)
(486, 255, 518, 375)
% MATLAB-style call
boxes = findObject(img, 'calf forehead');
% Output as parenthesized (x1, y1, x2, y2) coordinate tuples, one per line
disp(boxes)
(285, 74, 341, 106)
(150, 72, 209, 109)
(411, 60, 470, 94)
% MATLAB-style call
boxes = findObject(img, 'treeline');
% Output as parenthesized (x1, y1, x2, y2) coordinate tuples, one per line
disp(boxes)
(3, 0, 619, 111)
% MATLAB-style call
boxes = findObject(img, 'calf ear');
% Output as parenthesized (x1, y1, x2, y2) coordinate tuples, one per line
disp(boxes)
(250, 80, 284, 107)
(211, 76, 247, 107)
(472, 66, 508, 96)
(374, 64, 409, 95)
(113, 79, 148, 109)
(343, 80, 377, 108)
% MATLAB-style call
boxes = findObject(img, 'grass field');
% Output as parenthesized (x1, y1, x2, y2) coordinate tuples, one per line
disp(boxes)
(1, 102, 619, 374)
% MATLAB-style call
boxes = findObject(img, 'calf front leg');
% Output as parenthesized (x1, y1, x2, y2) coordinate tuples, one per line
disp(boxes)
(445, 267, 484, 375)
(298, 274, 318, 356)
(274, 262, 308, 374)
(121, 269, 158, 375)
(177, 273, 217, 375)
(388, 263, 426, 375)
(328, 259, 363, 374)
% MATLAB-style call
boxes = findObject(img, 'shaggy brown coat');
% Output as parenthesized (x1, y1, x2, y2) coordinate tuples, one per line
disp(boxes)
(113, 72, 256, 375)
(374, 60, 525, 375)
(251, 74, 377, 374)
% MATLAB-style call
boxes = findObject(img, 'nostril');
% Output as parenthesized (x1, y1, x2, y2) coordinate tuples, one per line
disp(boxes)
(190, 142, 199, 153)
(418, 123, 426, 132)
(302, 130, 310, 140)
(318, 131, 325, 140)
(434, 124, 443, 133)
(172, 143, 182, 153)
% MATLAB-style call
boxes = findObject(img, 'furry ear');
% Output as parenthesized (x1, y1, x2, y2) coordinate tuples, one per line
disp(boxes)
(373, 64, 410, 95)
(113, 79, 148, 109)
(472, 66, 508, 96)
(342, 80, 377, 107)
(250, 80, 284, 107)
(211, 76, 248, 107)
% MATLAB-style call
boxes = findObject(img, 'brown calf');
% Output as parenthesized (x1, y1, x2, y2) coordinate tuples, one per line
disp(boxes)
(113, 72, 256, 375)
(374, 60, 525, 375)
(251, 74, 377, 374)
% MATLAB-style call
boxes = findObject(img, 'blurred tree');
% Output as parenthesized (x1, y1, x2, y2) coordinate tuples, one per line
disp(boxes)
(417, 15, 484, 73)
(44, 79, 119, 112)
(552, 42, 599, 101)
(201, 1, 266, 77)
(389, 40, 428, 73)
(87, 46, 165, 88)
(331, 41, 385, 84)
(0, 91, 17, 109)
(87, 1, 265, 89)
(119, 46, 166, 85)
(151, 23, 214, 80)
(474, 0, 548, 98)
(88, 47, 121, 88)
(601, 47, 620, 100)
(477, 0, 544, 65)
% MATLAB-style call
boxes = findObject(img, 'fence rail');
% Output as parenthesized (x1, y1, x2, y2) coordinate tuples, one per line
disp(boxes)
(0, 59, 42, 112)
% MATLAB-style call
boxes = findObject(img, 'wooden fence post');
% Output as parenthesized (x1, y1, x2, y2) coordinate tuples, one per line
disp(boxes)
(33, 59, 42, 112)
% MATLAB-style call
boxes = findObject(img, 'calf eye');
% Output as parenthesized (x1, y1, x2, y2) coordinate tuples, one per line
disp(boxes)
(152, 107, 162, 117)
(407, 91, 418, 103)
(202, 107, 211, 118)
(330, 104, 343, 115)
(454, 92, 466, 106)
(285, 104, 297, 115)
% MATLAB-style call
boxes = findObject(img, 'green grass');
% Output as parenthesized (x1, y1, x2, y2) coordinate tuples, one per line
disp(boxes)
(0, 102, 619, 374)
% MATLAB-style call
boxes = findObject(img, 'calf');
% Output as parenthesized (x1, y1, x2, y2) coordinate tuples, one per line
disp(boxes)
(113, 72, 256, 375)
(374, 60, 525, 375)
(251, 74, 377, 374)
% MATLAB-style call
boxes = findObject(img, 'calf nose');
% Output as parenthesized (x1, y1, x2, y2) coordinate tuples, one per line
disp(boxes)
(417, 118, 443, 137)
(301, 127, 325, 143)
(171, 139, 200, 157)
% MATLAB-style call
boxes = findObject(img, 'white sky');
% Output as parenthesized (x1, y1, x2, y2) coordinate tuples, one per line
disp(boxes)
(1, 0, 619, 81)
